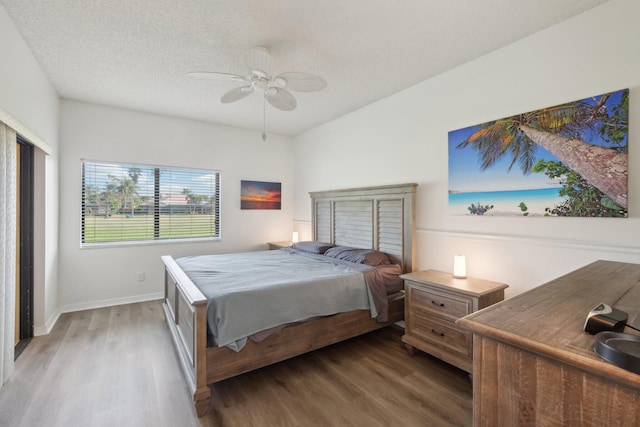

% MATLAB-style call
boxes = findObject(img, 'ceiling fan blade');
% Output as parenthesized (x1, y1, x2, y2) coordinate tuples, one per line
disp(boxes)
(245, 47, 273, 77)
(275, 72, 327, 92)
(187, 71, 246, 82)
(221, 86, 254, 103)
(265, 88, 297, 111)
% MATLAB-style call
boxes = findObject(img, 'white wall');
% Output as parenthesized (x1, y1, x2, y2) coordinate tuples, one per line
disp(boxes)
(293, 0, 640, 297)
(0, 5, 60, 334)
(58, 100, 294, 311)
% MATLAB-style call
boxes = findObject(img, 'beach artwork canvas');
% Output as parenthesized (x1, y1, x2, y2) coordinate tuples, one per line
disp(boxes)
(448, 89, 628, 217)
(241, 180, 282, 210)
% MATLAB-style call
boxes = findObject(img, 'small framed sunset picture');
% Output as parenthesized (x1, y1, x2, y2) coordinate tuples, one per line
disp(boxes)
(240, 180, 282, 210)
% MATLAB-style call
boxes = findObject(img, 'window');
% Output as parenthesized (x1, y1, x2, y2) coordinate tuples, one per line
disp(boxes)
(81, 160, 220, 246)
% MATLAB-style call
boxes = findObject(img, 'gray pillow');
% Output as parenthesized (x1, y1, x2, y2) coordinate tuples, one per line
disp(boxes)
(323, 246, 391, 266)
(291, 241, 335, 254)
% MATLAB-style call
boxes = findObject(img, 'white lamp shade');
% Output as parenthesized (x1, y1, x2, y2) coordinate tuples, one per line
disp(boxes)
(292, 231, 299, 243)
(453, 255, 466, 279)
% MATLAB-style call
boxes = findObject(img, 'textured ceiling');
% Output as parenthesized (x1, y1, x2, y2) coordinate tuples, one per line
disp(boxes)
(1, 0, 609, 136)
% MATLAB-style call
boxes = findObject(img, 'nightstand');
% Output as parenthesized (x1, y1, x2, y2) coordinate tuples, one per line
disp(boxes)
(400, 270, 507, 373)
(267, 241, 292, 250)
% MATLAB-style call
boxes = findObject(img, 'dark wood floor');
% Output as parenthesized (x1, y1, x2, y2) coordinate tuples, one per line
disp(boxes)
(0, 301, 472, 427)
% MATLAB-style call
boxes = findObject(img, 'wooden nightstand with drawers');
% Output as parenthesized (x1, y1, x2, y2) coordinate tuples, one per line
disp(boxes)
(400, 270, 507, 373)
(267, 241, 292, 250)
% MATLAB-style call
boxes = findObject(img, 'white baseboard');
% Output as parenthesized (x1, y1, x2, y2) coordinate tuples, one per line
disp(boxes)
(34, 292, 164, 335)
(60, 292, 164, 314)
(34, 308, 61, 336)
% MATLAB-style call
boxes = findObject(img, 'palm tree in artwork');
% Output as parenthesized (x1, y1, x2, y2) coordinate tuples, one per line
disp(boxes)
(456, 91, 628, 209)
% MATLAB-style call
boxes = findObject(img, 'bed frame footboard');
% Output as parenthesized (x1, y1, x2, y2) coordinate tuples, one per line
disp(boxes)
(204, 292, 405, 384)
(161, 255, 210, 416)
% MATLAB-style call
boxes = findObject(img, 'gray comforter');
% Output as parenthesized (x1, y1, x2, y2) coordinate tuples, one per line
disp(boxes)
(176, 250, 392, 352)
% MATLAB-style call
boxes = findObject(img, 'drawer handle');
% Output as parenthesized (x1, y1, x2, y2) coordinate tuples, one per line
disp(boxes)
(431, 300, 445, 308)
(431, 329, 445, 337)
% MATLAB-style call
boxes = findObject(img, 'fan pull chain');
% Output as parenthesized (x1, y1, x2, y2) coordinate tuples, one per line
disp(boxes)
(262, 95, 267, 141)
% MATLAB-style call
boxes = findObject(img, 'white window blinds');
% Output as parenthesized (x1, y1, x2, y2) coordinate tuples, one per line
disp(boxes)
(81, 160, 220, 246)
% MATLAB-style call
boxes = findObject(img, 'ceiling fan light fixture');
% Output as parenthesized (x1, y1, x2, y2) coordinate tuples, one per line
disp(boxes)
(189, 46, 326, 139)
(252, 78, 268, 91)
(251, 69, 268, 79)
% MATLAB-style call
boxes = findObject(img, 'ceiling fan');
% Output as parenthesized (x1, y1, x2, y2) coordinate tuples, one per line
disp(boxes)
(188, 47, 327, 112)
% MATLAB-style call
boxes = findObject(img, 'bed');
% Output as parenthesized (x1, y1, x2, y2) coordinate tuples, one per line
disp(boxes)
(162, 183, 417, 416)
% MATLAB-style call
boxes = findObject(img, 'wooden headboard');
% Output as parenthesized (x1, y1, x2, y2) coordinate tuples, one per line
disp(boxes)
(309, 183, 417, 273)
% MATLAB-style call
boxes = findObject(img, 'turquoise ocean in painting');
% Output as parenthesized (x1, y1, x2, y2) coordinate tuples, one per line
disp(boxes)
(449, 187, 567, 216)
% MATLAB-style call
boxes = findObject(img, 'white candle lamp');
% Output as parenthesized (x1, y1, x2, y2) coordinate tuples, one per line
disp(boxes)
(292, 231, 299, 243)
(453, 255, 466, 279)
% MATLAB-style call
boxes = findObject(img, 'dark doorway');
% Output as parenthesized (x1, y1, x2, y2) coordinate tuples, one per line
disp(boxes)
(15, 134, 34, 359)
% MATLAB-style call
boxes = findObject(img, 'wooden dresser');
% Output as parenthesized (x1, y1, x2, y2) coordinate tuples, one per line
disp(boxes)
(457, 260, 640, 426)
(401, 270, 507, 373)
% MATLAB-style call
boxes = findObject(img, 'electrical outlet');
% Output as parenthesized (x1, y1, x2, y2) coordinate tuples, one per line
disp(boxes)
(137, 271, 145, 282)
